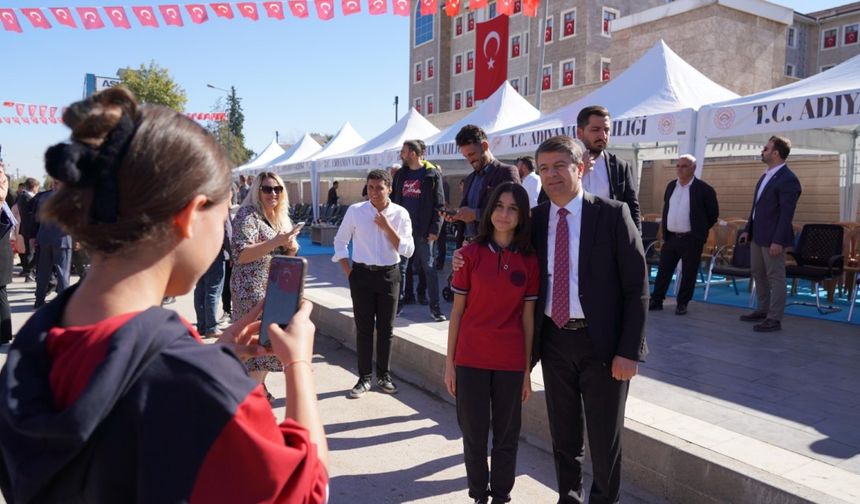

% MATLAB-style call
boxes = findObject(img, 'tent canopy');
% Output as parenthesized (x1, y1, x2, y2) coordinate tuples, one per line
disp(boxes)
(269, 133, 323, 172)
(277, 123, 365, 180)
(232, 138, 285, 176)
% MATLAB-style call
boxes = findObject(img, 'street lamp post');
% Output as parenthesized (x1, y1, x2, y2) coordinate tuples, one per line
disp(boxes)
(206, 83, 233, 164)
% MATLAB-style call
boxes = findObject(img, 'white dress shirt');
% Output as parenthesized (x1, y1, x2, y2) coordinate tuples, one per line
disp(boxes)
(522, 171, 542, 208)
(332, 200, 415, 266)
(545, 190, 585, 319)
(581, 152, 611, 200)
(753, 163, 785, 219)
(666, 178, 693, 233)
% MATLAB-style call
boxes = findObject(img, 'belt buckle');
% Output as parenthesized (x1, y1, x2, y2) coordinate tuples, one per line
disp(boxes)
(563, 319, 587, 330)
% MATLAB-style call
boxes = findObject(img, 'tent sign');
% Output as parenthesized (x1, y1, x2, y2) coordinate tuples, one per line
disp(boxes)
(750, 92, 860, 127)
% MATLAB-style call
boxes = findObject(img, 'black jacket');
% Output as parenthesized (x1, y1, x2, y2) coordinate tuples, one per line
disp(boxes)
(660, 178, 719, 243)
(392, 160, 445, 238)
(604, 150, 642, 231)
(459, 158, 520, 216)
(17, 192, 36, 239)
(745, 165, 802, 248)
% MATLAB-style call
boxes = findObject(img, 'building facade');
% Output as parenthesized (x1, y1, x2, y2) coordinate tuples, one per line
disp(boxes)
(787, 2, 860, 79)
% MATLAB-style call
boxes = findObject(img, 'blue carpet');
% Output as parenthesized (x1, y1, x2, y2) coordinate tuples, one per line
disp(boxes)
(296, 234, 337, 256)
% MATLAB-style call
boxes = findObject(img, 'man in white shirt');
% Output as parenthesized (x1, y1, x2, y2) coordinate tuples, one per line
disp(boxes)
(649, 155, 719, 315)
(333, 169, 415, 398)
(517, 156, 542, 208)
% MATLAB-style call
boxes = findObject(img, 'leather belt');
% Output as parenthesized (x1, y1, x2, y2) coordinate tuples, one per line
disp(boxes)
(670, 232, 692, 238)
(561, 318, 588, 331)
(353, 262, 398, 272)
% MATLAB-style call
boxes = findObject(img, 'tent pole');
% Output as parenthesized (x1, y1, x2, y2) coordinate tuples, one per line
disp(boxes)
(846, 130, 859, 221)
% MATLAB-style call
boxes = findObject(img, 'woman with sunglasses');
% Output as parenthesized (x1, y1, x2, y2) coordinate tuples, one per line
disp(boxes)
(231, 171, 300, 403)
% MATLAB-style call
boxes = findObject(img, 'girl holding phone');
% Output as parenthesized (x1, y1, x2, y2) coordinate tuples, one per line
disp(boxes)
(444, 182, 538, 504)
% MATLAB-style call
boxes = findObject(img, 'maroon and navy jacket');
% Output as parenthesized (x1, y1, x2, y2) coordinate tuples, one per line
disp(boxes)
(0, 287, 328, 503)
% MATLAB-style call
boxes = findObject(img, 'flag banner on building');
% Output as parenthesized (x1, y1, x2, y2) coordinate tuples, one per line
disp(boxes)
(2, 1, 540, 32)
(474, 14, 509, 101)
(1, 101, 226, 123)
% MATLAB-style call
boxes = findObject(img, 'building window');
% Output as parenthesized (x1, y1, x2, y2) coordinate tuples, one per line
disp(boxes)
(562, 9, 576, 38)
(542, 64, 552, 91)
(845, 24, 858, 45)
(455, 54, 463, 74)
(415, 97, 423, 114)
(511, 78, 520, 92)
(602, 7, 619, 37)
(522, 75, 528, 95)
(524, 31, 529, 54)
(560, 59, 575, 87)
(785, 64, 794, 77)
(426, 95, 434, 114)
(414, 5, 433, 47)
(601, 58, 611, 81)
(511, 34, 521, 58)
(544, 16, 553, 44)
(453, 91, 462, 110)
(415, 62, 423, 83)
(466, 89, 474, 108)
(467, 11, 475, 31)
(489, 2, 496, 18)
(787, 26, 796, 48)
(455, 16, 463, 37)
(513, 0, 522, 14)
(467, 50, 474, 71)
(823, 28, 838, 49)
(426, 58, 435, 79)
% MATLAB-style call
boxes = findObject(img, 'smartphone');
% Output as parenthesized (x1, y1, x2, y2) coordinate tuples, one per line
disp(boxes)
(259, 256, 307, 347)
(442, 208, 458, 216)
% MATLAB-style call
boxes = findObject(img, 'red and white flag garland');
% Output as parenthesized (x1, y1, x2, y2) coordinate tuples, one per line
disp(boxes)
(1, 101, 226, 125)
(0, 1, 541, 32)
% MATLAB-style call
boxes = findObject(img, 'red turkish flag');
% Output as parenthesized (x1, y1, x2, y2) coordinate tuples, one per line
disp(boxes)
(14, 104, 23, 116)
(28, 105, 36, 117)
(497, 0, 513, 15)
(12, 117, 20, 125)
(22, 117, 30, 125)
(49, 106, 57, 118)
(186, 4, 210, 23)
(40, 117, 48, 124)
(38, 105, 47, 117)
(104, 7, 132, 29)
(475, 15, 508, 100)
(523, 0, 538, 16)
(77, 7, 106, 29)
(419, 0, 437, 16)
(470, 0, 488, 9)
(342, 0, 361, 15)
(132, 6, 159, 27)
(369, 0, 387, 15)
(50, 7, 77, 28)
(0, 9, 23, 32)
(49, 117, 57, 124)
(159, 5, 184, 26)
(2, 118, 9, 124)
(315, 0, 335, 20)
(444, 0, 461, 16)
(21, 8, 52, 29)
(238, 3, 260, 20)
(392, 0, 410, 16)
(288, 0, 310, 18)
(263, 2, 286, 19)
(210, 3, 235, 19)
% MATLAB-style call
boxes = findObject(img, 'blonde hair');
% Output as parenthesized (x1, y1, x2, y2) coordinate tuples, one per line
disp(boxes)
(244, 171, 292, 232)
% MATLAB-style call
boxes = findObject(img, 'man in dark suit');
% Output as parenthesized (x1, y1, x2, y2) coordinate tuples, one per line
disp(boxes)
(576, 105, 641, 231)
(0, 165, 15, 344)
(532, 136, 647, 504)
(17, 177, 40, 282)
(448, 124, 519, 241)
(31, 181, 72, 309)
(649, 154, 719, 315)
(738, 136, 802, 332)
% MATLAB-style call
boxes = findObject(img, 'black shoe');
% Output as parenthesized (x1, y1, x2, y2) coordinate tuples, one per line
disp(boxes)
(376, 373, 398, 394)
(417, 293, 428, 305)
(349, 378, 372, 399)
(33, 300, 45, 309)
(400, 296, 415, 305)
(739, 311, 767, 322)
(430, 306, 447, 322)
(24, 274, 35, 283)
(675, 303, 688, 315)
(648, 298, 663, 311)
(753, 319, 781, 332)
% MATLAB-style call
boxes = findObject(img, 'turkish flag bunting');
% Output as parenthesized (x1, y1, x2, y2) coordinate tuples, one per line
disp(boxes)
(22, 117, 30, 125)
(392, 0, 410, 16)
(104, 7, 132, 29)
(0, 9, 23, 32)
(497, 0, 513, 15)
(470, 0, 488, 9)
(28, 105, 36, 117)
(132, 6, 159, 27)
(49, 106, 57, 118)
(159, 5, 184, 26)
(419, 0, 437, 16)
(342, 0, 361, 16)
(263, 2, 286, 19)
(314, 0, 335, 20)
(40, 117, 48, 124)
(210, 3, 235, 18)
(77, 8, 106, 29)
(369, 0, 387, 15)
(50, 7, 77, 28)
(38, 105, 47, 117)
(15, 104, 23, 116)
(444, 0, 461, 16)
(238, 3, 260, 20)
(20, 8, 52, 29)
(186, 4, 209, 23)
(12, 117, 20, 124)
(475, 14, 509, 100)
(523, 0, 538, 16)
(2, 118, 9, 124)
(288, 0, 310, 18)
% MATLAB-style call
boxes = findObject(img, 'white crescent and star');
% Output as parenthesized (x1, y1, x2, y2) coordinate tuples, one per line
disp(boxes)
(192, 6, 205, 17)
(141, 10, 153, 20)
(242, 5, 255, 15)
(483, 31, 500, 70)
(166, 8, 178, 18)
(395, 0, 407, 10)
(217, 6, 229, 14)
(1, 12, 15, 23)
(271, 4, 281, 13)
(29, 12, 43, 23)
(345, 0, 359, 10)
(372, 0, 383, 9)
(57, 10, 68, 20)
(84, 11, 97, 23)
(293, 3, 307, 14)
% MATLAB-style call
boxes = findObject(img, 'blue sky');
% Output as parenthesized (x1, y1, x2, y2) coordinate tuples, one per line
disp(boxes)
(0, 0, 848, 178)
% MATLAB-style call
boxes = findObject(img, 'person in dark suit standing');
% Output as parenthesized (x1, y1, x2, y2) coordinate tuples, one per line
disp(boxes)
(32, 181, 73, 308)
(531, 136, 647, 504)
(738, 136, 802, 332)
(576, 106, 641, 231)
(0, 164, 15, 344)
(649, 154, 719, 315)
(17, 177, 40, 282)
(448, 124, 520, 242)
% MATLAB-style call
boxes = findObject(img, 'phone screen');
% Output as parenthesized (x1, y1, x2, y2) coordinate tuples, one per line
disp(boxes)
(259, 256, 307, 347)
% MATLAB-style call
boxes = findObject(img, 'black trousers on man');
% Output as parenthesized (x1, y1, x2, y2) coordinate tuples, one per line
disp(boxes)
(540, 318, 629, 504)
(35, 245, 71, 305)
(651, 234, 705, 306)
(0, 285, 11, 344)
(349, 263, 400, 379)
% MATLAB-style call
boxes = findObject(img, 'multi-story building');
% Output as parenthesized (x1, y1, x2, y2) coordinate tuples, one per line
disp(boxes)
(787, 2, 860, 79)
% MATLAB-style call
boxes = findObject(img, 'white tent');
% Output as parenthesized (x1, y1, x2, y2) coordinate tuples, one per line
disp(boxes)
(491, 40, 739, 157)
(425, 81, 541, 160)
(268, 133, 323, 179)
(694, 53, 860, 219)
(316, 108, 440, 177)
(232, 138, 285, 176)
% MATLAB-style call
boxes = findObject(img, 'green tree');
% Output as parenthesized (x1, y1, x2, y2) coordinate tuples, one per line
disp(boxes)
(118, 61, 187, 111)
(207, 88, 254, 166)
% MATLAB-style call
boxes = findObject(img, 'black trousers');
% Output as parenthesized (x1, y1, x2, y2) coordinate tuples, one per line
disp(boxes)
(349, 264, 400, 378)
(222, 260, 232, 315)
(35, 245, 71, 304)
(20, 237, 34, 275)
(651, 234, 705, 306)
(456, 366, 523, 502)
(0, 285, 11, 343)
(401, 256, 427, 300)
(540, 317, 629, 504)
(435, 221, 448, 269)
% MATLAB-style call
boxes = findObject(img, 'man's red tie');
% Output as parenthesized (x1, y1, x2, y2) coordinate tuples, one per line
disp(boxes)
(552, 208, 570, 328)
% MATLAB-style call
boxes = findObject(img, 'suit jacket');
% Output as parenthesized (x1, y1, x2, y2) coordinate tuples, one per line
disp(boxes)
(0, 208, 13, 285)
(661, 178, 719, 243)
(18, 192, 36, 239)
(604, 150, 642, 231)
(459, 158, 520, 216)
(531, 193, 649, 367)
(32, 191, 72, 249)
(745, 165, 802, 248)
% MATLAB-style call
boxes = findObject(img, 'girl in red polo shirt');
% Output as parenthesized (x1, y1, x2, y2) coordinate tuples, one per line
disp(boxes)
(444, 182, 538, 504)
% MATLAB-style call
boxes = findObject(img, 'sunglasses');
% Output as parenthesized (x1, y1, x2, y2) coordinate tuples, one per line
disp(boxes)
(260, 185, 284, 195)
